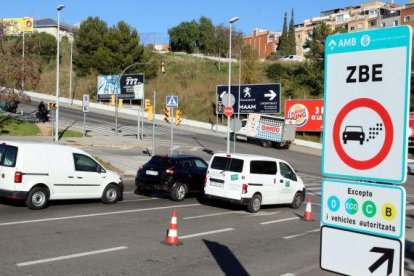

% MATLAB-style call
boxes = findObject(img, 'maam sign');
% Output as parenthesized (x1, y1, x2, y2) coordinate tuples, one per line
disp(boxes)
(322, 26, 412, 184)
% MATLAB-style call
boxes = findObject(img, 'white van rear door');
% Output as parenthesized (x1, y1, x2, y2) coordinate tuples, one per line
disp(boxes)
(278, 162, 299, 203)
(0, 144, 18, 191)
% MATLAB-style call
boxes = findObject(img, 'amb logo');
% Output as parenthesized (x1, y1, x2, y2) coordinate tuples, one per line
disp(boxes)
(288, 104, 309, 127)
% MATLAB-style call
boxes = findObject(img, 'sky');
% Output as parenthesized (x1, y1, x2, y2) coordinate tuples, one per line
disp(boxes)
(0, 0, 407, 44)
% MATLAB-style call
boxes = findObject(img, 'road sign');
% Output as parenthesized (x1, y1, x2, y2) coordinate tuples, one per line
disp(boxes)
(322, 26, 412, 184)
(320, 226, 402, 275)
(224, 106, 234, 117)
(230, 118, 242, 132)
(166, 96, 179, 108)
(321, 179, 405, 239)
(216, 83, 281, 114)
(82, 94, 90, 113)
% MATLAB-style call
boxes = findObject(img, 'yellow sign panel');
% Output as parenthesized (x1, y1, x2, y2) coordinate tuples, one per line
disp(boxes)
(1, 17, 34, 36)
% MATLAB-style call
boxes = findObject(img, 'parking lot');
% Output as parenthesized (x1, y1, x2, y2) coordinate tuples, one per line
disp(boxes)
(0, 177, 333, 276)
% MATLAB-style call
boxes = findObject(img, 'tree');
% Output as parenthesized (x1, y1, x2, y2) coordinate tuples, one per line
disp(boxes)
(277, 12, 289, 56)
(241, 45, 259, 83)
(168, 20, 199, 53)
(288, 8, 296, 55)
(305, 22, 332, 61)
(197, 17, 215, 54)
(214, 24, 229, 58)
(25, 32, 57, 63)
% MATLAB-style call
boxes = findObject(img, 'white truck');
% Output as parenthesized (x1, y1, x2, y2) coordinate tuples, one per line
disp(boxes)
(232, 114, 296, 149)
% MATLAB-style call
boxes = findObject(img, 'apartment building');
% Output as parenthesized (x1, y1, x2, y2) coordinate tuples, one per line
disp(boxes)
(243, 28, 281, 60)
(34, 18, 76, 41)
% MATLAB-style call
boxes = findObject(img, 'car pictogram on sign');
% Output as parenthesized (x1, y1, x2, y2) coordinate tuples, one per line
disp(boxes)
(342, 126, 365, 145)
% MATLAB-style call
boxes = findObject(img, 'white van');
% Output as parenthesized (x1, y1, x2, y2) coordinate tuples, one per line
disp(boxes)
(0, 141, 123, 209)
(204, 153, 305, 213)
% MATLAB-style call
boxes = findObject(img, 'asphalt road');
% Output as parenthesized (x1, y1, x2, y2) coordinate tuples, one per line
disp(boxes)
(7, 100, 414, 275)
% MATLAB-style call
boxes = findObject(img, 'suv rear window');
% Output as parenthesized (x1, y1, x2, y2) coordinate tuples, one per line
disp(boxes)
(210, 156, 244, 173)
(147, 156, 176, 167)
(0, 144, 18, 167)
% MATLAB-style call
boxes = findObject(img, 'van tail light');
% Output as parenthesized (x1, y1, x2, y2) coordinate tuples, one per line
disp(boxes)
(242, 184, 248, 194)
(14, 171, 23, 183)
(166, 166, 176, 175)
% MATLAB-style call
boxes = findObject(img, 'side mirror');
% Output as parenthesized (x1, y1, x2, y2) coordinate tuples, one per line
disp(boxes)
(97, 165, 106, 174)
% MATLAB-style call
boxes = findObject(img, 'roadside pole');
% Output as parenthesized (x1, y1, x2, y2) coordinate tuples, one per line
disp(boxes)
(137, 106, 140, 140)
(152, 90, 156, 156)
(51, 108, 54, 141)
(170, 107, 174, 156)
(82, 94, 90, 137)
(83, 113, 86, 137)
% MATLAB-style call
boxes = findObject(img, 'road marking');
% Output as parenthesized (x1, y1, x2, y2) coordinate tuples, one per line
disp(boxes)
(260, 217, 300, 225)
(280, 264, 321, 276)
(283, 228, 320, 239)
(406, 205, 414, 211)
(407, 195, 414, 198)
(246, 211, 281, 217)
(180, 228, 234, 239)
(304, 184, 321, 187)
(0, 203, 200, 227)
(183, 211, 242, 220)
(16, 246, 127, 267)
(120, 198, 159, 203)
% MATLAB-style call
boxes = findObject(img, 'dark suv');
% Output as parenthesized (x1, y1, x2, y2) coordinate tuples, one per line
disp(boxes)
(135, 155, 208, 201)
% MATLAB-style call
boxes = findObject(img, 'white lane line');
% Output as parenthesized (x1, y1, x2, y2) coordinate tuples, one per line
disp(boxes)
(16, 246, 127, 267)
(283, 228, 320, 240)
(407, 195, 414, 198)
(183, 211, 242, 220)
(406, 205, 414, 211)
(0, 203, 200, 227)
(180, 228, 234, 239)
(120, 198, 159, 203)
(280, 264, 321, 276)
(260, 217, 300, 225)
(247, 211, 280, 217)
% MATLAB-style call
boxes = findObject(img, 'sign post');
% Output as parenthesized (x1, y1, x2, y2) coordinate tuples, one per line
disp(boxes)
(320, 26, 412, 275)
(166, 96, 179, 156)
(82, 94, 89, 137)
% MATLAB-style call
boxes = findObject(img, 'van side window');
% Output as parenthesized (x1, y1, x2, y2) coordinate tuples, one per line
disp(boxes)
(279, 162, 297, 181)
(73, 153, 99, 172)
(0, 145, 18, 167)
(250, 161, 277, 175)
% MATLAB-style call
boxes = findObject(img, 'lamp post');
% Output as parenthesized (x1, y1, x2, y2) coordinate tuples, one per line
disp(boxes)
(226, 16, 239, 153)
(69, 38, 73, 105)
(55, 4, 65, 142)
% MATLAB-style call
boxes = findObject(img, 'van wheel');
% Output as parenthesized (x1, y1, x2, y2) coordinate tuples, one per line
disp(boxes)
(26, 187, 49, 210)
(102, 184, 119, 204)
(291, 192, 303, 209)
(247, 194, 262, 213)
(171, 182, 187, 201)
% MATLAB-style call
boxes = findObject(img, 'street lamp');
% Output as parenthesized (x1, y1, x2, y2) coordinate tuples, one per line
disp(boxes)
(55, 4, 65, 142)
(226, 16, 239, 153)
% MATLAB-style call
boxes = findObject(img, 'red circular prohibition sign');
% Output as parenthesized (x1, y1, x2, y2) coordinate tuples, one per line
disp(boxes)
(333, 98, 393, 170)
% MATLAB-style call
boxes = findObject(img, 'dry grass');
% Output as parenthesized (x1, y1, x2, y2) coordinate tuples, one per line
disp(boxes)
(35, 50, 271, 123)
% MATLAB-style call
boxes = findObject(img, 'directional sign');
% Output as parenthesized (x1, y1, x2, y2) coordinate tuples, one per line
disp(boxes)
(322, 26, 412, 184)
(216, 83, 281, 114)
(82, 94, 90, 113)
(320, 226, 402, 275)
(166, 95, 179, 108)
(321, 179, 405, 239)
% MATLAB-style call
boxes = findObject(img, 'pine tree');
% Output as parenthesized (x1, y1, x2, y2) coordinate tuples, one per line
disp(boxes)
(277, 12, 289, 56)
(288, 8, 296, 55)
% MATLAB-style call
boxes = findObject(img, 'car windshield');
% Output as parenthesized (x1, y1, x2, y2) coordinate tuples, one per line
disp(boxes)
(345, 126, 363, 132)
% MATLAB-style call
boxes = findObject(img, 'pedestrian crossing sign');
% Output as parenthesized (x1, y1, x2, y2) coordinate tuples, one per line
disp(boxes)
(166, 95, 179, 108)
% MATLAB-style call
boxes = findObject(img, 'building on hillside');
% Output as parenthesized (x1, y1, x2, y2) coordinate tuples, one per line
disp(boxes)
(34, 18, 76, 41)
(401, 3, 414, 28)
(243, 28, 281, 60)
(153, 44, 169, 52)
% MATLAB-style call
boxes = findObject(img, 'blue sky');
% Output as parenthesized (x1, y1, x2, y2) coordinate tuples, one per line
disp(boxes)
(1, 0, 407, 43)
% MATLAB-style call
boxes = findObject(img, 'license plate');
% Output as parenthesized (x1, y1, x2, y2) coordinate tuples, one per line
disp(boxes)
(210, 180, 224, 188)
(146, 170, 158, 176)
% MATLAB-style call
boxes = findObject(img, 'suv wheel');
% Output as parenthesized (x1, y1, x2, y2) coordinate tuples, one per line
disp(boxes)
(247, 194, 261, 213)
(102, 184, 119, 204)
(171, 182, 187, 201)
(26, 186, 49, 210)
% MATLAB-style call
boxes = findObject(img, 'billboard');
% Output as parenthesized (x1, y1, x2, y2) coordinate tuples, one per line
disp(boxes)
(97, 74, 145, 100)
(409, 112, 414, 148)
(1, 18, 33, 36)
(285, 99, 323, 132)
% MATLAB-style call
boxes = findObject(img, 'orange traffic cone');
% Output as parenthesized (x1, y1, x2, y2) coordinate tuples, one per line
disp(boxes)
(303, 196, 313, 221)
(161, 210, 183, 246)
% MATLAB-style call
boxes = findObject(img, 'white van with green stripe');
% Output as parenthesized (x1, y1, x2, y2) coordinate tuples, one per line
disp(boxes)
(204, 153, 305, 213)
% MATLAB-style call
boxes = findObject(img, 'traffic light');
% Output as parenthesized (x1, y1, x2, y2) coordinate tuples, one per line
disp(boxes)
(175, 109, 182, 126)
(146, 106, 154, 121)
(48, 102, 56, 109)
(164, 107, 170, 123)
(110, 95, 116, 106)
(161, 61, 165, 74)
(144, 99, 151, 111)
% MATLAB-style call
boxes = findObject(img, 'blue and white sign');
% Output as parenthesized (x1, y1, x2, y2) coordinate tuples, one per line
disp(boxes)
(166, 95, 179, 108)
(322, 26, 412, 184)
(321, 178, 405, 239)
(216, 83, 281, 114)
